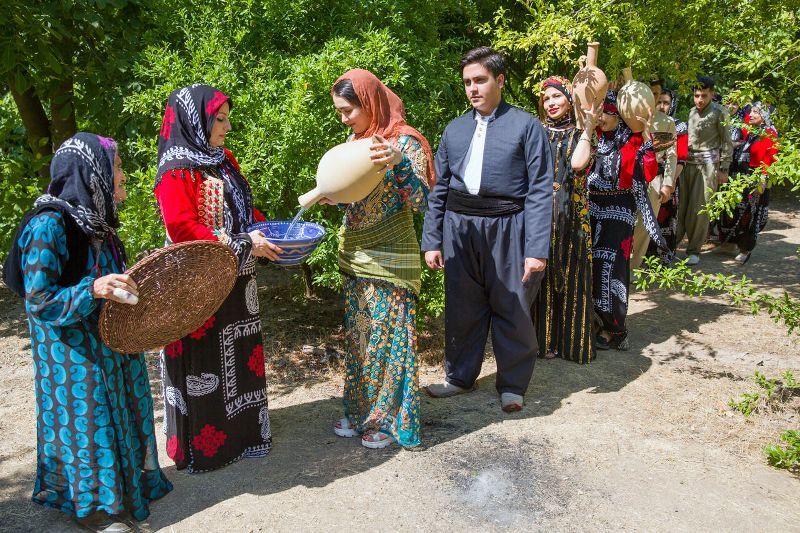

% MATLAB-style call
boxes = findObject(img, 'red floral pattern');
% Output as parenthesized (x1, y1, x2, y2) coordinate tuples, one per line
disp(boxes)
(189, 316, 216, 340)
(165, 340, 183, 359)
(621, 235, 633, 260)
(166, 435, 184, 462)
(206, 91, 229, 116)
(192, 424, 227, 457)
(160, 104, 176, 140)
(247, 344, 265, 377)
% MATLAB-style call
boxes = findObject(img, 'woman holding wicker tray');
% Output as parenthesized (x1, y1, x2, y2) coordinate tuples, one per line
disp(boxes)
(4, 133, 172, 531)
(154, 85, 282, 473)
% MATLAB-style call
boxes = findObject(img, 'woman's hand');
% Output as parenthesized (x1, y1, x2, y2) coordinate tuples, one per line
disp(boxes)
(93, 274, 139, 304)
(659, 185, 675, 203)
(249, 230, 284, 261)
(318, 197, 336, 205)
(370, 134, 403, 170)
(582, 101, 601, 130)
(635, 109, 654, 140)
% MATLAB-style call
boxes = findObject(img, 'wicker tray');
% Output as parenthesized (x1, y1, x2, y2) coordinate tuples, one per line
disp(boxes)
(99, 240, 238, 353)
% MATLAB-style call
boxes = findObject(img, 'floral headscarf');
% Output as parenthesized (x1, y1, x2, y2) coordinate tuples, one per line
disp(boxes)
(332, 69, 436, 186)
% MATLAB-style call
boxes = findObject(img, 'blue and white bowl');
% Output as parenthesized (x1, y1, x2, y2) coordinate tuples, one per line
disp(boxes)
(248, 221, 326, 266)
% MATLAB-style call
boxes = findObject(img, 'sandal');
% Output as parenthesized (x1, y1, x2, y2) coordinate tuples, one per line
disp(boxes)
(361, 430, 395, 449)
(333, 418, 359, 438)
(543, 350, 558, 360)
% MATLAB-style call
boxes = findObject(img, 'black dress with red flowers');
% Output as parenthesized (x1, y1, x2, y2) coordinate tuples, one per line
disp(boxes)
(155, 157, 271, 473)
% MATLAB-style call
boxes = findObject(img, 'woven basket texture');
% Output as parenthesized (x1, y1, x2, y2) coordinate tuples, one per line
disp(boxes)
(99, 240, 237, 353)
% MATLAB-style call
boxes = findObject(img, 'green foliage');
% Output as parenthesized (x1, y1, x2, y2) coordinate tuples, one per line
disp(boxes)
(1, 0, 487, 321)
(485, 1, 800, 120)
(728, 370, 799, 472)
(634, 256, 800, 334)
(0, 93, 48, 255)
(703, 131, 800, 223)
(3, 0, 800, 324)
(728, 370, 800, 416)
(764, 430, 800, 472)
(728, 391, 762, 417)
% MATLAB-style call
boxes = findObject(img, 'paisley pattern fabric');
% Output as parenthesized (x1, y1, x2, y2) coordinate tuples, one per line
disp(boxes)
(341, 135, 428, 447)
(531, 127, 595, 364)
(21, 212, 172, 520)
(157, 157, 272, 473)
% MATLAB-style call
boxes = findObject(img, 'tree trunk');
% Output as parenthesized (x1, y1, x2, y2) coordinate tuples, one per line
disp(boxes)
(6, 69, 52, 178)
(301, 262, 316, 299)
(49, 76, 77, 150)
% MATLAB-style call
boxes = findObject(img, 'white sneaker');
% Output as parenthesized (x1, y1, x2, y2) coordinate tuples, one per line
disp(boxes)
(735, 252, 751, 264)
(686, 254, 700, 266)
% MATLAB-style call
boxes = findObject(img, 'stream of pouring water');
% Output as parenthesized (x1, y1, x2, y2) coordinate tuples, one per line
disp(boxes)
(285, 207, 306, 239)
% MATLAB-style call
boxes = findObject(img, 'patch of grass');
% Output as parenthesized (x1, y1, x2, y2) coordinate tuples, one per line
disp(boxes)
(764, 430, 800, 473)
(729, 370, 800, 473)
(728, 370, 799, 416)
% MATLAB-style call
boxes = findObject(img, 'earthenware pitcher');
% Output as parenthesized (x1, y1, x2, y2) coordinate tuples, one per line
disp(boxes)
(572, 42, 608, 130)
(298, 136, 386, 208)
(617, 67, 655, 133)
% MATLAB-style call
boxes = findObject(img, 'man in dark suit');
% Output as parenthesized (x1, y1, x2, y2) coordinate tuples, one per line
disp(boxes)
(421, 47, 553, 412)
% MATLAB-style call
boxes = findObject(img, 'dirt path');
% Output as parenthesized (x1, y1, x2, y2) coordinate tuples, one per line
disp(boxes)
(1, 192, 798, 532)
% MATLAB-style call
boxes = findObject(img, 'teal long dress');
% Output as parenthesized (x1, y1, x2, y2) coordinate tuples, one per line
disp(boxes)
(340, 135, 430, 447)
(20, 211, 172, 520)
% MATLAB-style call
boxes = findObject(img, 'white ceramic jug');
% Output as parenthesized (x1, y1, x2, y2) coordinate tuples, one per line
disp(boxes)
(297, 136, 386, 208)
(617, 67, 655, 133)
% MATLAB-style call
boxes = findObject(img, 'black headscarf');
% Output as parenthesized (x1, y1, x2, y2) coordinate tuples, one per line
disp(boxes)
(39, 132, 120, 240)
(661, 89, 688, 135)
(589, 121, 633, 190)
(4, 133, 126, 297)
(155, 84, 233, 188)
(750, 101, 775, 130)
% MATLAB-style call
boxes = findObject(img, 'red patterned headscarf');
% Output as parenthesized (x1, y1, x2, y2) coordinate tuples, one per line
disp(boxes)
(538, 76, 575, 128)
(332, 69, 436, 186)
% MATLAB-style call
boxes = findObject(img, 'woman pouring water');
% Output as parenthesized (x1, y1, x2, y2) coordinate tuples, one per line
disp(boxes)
(154, 84, 281, 472)
(319, 69, 435, 449)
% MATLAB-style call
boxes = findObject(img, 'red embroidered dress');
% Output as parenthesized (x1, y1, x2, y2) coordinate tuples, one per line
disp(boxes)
(154, 85, 271, 473)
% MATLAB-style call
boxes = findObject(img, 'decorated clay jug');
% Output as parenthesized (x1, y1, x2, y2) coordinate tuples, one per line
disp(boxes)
(651, 111, 675, 145)
(297, 136, 386, 208)
(571, 42, 608, 130)
(617, 67, 654, 133)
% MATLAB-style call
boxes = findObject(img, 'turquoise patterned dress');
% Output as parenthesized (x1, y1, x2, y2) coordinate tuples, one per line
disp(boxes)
(20, 211, 172, 520)
(341, 135, 429, 447)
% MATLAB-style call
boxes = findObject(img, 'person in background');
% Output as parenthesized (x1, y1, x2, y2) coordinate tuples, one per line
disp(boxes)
(588, 92, 667, 351)
(649, 78, 664, 102)
(675, 76, 733, 265)
(646, 89, 688, 258)
(714, 102, 779, 264)
(532, 75, 596, 364)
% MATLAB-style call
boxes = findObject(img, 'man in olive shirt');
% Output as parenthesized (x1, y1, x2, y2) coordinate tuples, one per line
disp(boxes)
(675, 76, 733, 265)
